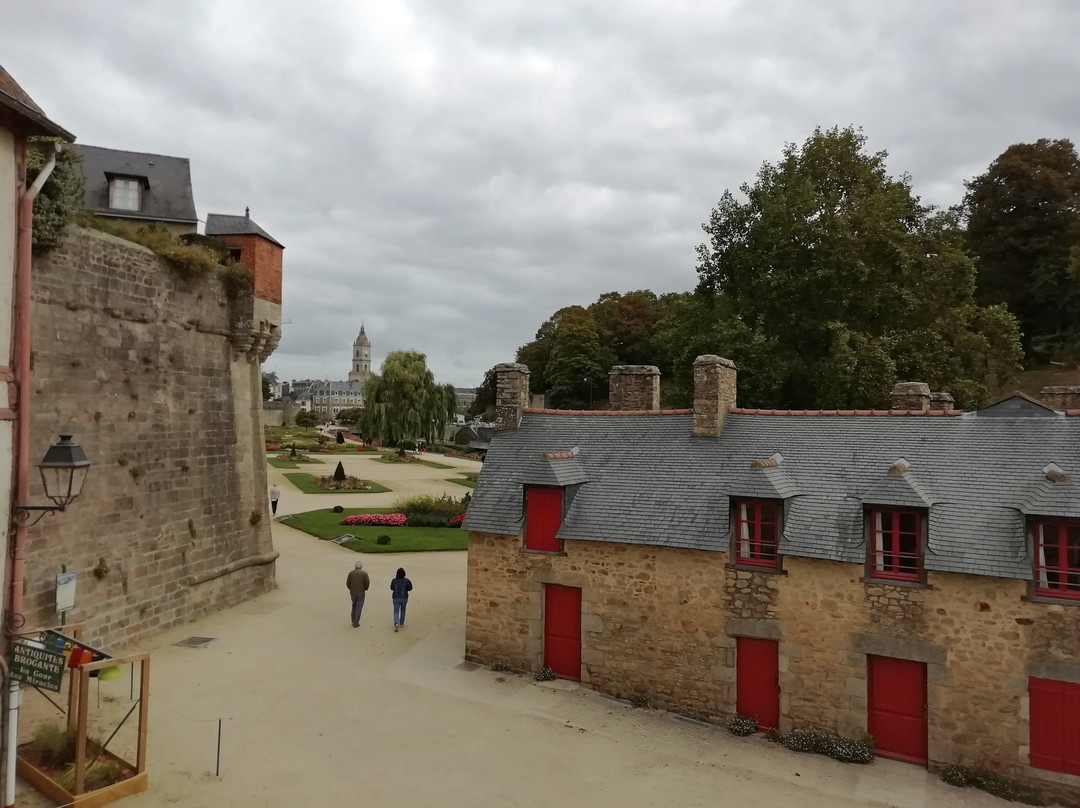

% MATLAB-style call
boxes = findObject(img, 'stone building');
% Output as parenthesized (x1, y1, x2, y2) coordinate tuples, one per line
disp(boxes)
(286, 326, 372, 420)
(73, 144, 198, 234)
(464, 360, 1080, 803)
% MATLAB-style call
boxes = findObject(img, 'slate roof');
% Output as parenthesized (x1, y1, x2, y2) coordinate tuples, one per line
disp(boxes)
(464, 396, 1080, 581)
(74, 145, 196, 225)
(205, 213, 284, 248)
(0, 64, 73, 139)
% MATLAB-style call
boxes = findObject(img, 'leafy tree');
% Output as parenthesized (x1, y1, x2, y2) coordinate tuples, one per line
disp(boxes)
(964, 138, 1080, 357)
(543, 306, 607, 408)
(589, 290, 661, 369)
(294, 409, 320, 428)
(335, 407, 363, 425)
(358, 352, 455, 445)
(694, 126, 1021, 409)
(261, 371, 278, 401)
(27, 137, 84, 251)
(468, 367, 498, 420)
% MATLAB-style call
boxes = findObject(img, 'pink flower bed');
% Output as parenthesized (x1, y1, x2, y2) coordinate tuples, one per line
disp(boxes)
(340, 513, 407, 527)
(449, 514, 465, 525)
(266, 445, 279, 451)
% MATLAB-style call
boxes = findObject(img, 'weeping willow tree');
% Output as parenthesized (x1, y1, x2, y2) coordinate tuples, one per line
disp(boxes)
(359, 351, 457, 446)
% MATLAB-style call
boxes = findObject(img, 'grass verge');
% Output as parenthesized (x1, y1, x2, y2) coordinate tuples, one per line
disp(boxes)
(286, 507, 467, 552)
(374, 455, 455, 469)
(447, 476, 476, 489)
(268, 457, 326, 469)
(283, 473, 391, 494)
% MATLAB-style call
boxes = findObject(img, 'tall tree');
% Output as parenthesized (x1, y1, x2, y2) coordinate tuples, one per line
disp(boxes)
(695, 126, 1021, 409)
(964, 138, 1080, 357)
(468, 367, 498, 420)
(359, 352, 455, 445)
(544, 306, 606, 408)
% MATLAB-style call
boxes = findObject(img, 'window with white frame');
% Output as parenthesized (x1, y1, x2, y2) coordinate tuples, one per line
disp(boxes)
(109, 178, 141, 211)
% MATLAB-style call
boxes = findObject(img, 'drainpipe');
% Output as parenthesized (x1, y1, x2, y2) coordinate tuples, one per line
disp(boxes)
(5, 140, 59, 808)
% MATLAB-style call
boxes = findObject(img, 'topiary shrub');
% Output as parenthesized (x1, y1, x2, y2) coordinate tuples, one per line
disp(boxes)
(727, 715, 758, 736)
(333, 461, 346, 482)
(332, 505, 344, 513)
(938, 765, 1045, 805)
(376, 535, 391, 545)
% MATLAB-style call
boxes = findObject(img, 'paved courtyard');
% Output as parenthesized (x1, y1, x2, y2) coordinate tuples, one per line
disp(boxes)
(16, 451, 1019, 808)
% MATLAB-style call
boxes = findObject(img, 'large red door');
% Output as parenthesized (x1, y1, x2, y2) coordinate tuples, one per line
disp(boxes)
(868, 655, 928, 764)
(1030, 677, 1080, 776)
(736, 637, 780, 731)
(544, 584, 581, 680)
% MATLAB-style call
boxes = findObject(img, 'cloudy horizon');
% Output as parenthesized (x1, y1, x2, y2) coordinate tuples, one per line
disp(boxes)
(4, 1, 1078, 388)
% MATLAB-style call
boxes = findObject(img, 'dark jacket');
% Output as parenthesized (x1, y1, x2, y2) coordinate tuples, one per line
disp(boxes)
(390, 577, 413, 600)
(346, 569, 370, 596)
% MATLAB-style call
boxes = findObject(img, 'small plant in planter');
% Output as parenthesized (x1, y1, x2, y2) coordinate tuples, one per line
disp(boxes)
(727, 714, 759, 736)
(534, 666, 557, 682)
(628, 694, 649, 709)
(489, 660, 515, 673)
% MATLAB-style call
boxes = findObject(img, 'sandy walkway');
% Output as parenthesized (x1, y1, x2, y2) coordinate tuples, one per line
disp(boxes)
(14, 456, 1016, 808)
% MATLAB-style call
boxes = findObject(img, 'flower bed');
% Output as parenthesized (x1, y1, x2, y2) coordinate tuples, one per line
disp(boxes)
(449, 514, 465, 527)
(443, 449, 484, 460)
(341, 512, 407, 527)
(318, 476, 370, 491)
(382, 453, 422, 463)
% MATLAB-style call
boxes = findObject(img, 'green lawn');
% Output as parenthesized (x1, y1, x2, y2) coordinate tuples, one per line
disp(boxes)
(285, 507, 467, 553)
(268, 456, 326, 469)
(447, 476, 476, 489)
(283, 473, 391, 494)
(374, 455, 455, 470)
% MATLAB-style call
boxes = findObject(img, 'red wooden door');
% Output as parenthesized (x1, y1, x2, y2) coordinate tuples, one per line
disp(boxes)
(544, 584, 581, 680)
(868, 655, 928, 764)
(736, 637, 780, 731)
(1030, 677, 1080, 776)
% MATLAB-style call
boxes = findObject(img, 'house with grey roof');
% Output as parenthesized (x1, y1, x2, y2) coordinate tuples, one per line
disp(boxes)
(464, 358, 1080, 802)
(72, 144, 197, 234)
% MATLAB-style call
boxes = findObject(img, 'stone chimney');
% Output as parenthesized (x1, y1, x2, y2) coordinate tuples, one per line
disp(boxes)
(608, 365, 660, 411)
(692, 355, 737, 438)
(1040, 386, 1080, 411)
(494, 362, 530, 430)
(929, 391, 954, 411)
(889, 382, 930, 412)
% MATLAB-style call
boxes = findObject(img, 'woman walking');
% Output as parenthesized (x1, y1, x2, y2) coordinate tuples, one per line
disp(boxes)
(390, 567, 413, 631)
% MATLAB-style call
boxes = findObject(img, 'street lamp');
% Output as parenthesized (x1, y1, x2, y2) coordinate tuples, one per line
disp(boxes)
(582, 377, 594, 409)
(13, 435, 92, 525)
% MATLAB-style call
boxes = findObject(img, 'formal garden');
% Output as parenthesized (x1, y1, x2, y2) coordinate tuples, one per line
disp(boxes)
(286, 494, 470, 553)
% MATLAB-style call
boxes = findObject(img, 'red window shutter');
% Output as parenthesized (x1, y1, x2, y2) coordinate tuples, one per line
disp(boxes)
(1030, 677, 1080, 776)
(525, 487, 563, 551)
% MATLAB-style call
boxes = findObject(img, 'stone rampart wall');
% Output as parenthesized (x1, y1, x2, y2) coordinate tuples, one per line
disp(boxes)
(24, 227, 277, 648)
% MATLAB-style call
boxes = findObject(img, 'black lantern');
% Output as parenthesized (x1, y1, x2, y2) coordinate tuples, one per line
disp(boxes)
(14, 435, 92, 525)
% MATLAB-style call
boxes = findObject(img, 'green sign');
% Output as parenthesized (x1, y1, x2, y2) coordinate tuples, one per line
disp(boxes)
(9, 643, 65, 692)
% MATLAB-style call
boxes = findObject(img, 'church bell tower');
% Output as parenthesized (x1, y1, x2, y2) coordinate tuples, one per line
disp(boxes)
(348, 324, 372, 382)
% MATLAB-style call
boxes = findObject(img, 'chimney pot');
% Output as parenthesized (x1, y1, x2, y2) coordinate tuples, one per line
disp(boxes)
(929, 391, 954, 410)
(692, 355, 737, 438)
(608, 365, 660, 411)
(890, 382, 930, 412)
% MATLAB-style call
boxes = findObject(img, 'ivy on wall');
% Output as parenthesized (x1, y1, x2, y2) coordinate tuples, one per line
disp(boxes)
(27, 137, 85, 252)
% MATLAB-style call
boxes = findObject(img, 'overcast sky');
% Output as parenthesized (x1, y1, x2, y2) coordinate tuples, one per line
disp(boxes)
(4, 1, 1078, 387)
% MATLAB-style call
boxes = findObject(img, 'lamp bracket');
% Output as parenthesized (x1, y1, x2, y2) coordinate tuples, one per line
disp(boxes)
(12, 504, 66, 527)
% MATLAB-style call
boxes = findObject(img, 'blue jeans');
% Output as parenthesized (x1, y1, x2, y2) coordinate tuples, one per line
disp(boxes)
(351, 594, 366, 626)
(392, 598, 408, 626)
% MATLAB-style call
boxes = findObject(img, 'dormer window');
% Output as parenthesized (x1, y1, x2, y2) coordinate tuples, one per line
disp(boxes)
(868, 509, 923, 582)
(1033, 521, 1080, 601)
(109, 177, 142, 211)
(733, 500, 781, 568)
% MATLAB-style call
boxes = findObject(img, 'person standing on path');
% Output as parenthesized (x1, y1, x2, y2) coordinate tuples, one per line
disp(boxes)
(346, 561, 371, 627)
(390, 567, 413, 632)
(268, 484, 281, 515)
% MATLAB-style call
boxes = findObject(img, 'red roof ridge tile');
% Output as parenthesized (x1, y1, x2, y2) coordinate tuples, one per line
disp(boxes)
(1067, 410, 1080, 417)
(523, 408, 693, 416)
(728, 407, 964, 417)
(541, 451, 575, 460)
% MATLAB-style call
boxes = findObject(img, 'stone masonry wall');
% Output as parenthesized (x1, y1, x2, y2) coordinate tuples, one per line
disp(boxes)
(24, 227, 277, 649)
(608, 366, 660, 411)
(467, 532, 1080, 803)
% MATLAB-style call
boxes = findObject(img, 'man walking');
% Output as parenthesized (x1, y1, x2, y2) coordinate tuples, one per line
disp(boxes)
(346, 560, 370, 627)
(268, 484, 281, 515)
